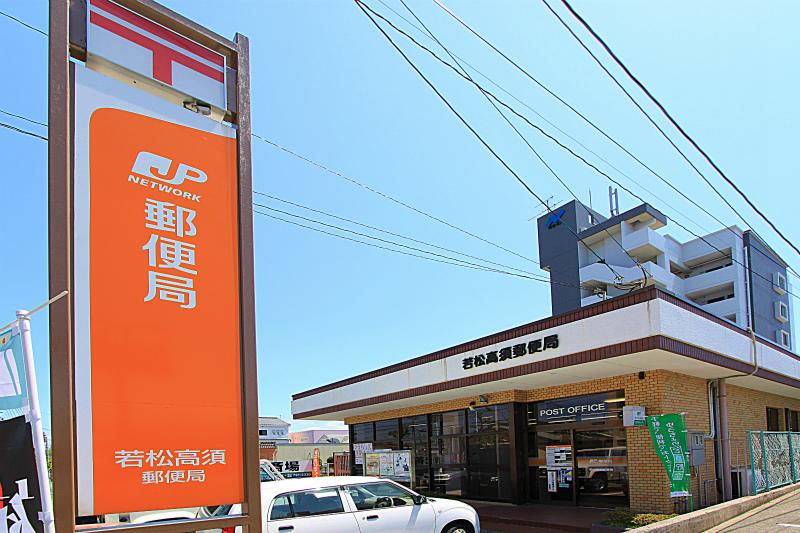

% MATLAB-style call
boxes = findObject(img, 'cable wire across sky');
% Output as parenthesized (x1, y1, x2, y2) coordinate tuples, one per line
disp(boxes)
(356, 0, 627, 285)
(554, 0, 800, 259)
(1, 3, 798, 301)
(421, 0, 800, 280)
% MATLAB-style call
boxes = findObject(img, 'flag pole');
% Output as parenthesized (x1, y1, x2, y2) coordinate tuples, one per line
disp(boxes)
(17, 310, 56, 533)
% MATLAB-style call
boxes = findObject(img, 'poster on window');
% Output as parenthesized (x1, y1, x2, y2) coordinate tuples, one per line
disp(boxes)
(72, 65, 243, 516)
(558, 467, 572, 488)
(379, 453, 395, 477)
(546, 445, 572, 467)
(547, 470, 558, 493)
(392, 451, 412, 482)
(0, 416, 44, 533)
(353, 443, 373, 466)
(364, 453, 380, 477)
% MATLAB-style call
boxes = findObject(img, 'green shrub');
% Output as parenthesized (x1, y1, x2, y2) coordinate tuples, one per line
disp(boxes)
(602, 508, 676, 529)
(631, 513, 676, 526)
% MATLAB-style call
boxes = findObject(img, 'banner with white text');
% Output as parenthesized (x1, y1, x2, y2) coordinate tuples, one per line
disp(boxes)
(0, 416, 44, 533)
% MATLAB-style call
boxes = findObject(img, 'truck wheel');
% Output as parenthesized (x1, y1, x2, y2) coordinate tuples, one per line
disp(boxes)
(593, 473, 608, 492)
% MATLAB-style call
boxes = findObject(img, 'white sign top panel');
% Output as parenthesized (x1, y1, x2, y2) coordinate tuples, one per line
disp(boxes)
(87, 0, 227, 110)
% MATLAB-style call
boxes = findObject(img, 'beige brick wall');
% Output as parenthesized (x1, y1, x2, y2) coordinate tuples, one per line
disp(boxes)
(344, 370, 799, 514)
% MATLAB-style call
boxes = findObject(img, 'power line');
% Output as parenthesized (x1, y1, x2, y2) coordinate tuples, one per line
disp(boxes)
(252, 136, 539, 267)
(0, 99, 793, 300)
(0, 108, 48, 128)
(357, 5, 800, 303)
(254, 191, 538, 277)
(374, 0, 712, 237)
(539, 0, 800, 280)
(0, 98, 544, 275)
(389, 0, 647, 289)
(255, 201, 583, 287)
(254, 208, 579, 286)
(427, 0, 800, 280)
(541, 0, 798, 267)
(4, 0, 779, 281)
(555, 0, 800, 259)
(0, 121, 47, 141)
(356, 0, 624, 283)
(0, 9, 47, 37)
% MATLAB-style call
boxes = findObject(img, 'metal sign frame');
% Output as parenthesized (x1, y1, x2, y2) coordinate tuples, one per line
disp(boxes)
(48, 1, 261, 531)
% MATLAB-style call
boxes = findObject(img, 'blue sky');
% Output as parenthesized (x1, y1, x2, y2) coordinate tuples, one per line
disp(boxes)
(1, 0, 798, 434)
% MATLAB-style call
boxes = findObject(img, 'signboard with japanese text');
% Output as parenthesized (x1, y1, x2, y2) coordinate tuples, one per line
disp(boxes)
(0, 417, 44, 533)
(647, 414, 690, 497)
(446, 329, 563, 380)
(311, 449, 321, 478)
(460, 334, 559, 372)
(271, 460, 313, 479)
(72, 65, 242, 516)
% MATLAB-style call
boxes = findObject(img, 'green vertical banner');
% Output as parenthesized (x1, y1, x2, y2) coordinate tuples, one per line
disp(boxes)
(647, 413, 690, 497)
(0, 327, 28, 411)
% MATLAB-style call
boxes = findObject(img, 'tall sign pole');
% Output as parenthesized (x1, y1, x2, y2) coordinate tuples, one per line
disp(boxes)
(48, 1, 75, 531)
(48, 1, 261, 531)
(17, 312, 56, 533)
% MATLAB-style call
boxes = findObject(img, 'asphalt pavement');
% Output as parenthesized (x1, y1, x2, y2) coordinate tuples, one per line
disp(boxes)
(715, 490, 800, 532)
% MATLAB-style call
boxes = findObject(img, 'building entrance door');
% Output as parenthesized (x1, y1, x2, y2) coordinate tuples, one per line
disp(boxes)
(575, 428, 629, 507)
(528, 429, 573, 503)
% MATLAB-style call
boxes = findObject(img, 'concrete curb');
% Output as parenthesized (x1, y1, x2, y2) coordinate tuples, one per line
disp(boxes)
(635, 483, 800, 532)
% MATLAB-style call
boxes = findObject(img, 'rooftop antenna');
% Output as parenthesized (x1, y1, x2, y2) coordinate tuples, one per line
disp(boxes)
(608, 186, 619, 217)
(529, 196, 558, 221)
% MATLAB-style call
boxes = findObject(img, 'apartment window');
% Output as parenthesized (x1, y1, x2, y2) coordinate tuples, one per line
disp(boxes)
(767, 408, 781, 431)
(707, 293, 735, 304)
(773, 272, 788, 295)
(775, 301, 790, 323)
(777, 329, 791, 349)
(704, 261, 733, 274)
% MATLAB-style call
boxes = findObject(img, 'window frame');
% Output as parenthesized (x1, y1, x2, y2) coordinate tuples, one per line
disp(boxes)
(775, 301, 789, 323)
(267, 487, 349, 521)
(774, 272, 788, 295)
(767, 407, 782, 431)
(777, 329, 791, 349)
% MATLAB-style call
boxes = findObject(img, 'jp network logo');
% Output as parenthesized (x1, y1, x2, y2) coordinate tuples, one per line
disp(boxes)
(131, 152, 207, 186)
(546, 208, 566, 229)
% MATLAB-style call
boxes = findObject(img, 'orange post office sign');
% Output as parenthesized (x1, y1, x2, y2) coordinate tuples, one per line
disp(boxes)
(73, 66, 243, 515)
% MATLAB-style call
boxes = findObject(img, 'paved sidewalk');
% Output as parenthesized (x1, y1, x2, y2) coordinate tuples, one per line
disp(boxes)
(712, 490, 800, 532)
(469, 501, 607, 532)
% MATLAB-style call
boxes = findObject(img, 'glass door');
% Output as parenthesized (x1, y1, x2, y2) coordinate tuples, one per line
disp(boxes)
(575, 429, 629, 507)
(528, 429, 573, 503)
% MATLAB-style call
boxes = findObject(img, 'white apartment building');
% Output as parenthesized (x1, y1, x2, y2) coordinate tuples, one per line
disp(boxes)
(538, 201, 794, 351)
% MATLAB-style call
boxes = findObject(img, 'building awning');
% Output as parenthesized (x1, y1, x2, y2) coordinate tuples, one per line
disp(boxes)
(292, 288, 800, 421)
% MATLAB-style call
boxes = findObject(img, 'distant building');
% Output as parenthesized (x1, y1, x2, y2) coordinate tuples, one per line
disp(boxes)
(259, 417, 290, 460)
(538, 200, 794, 350)
(290, 429, 349, 444)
